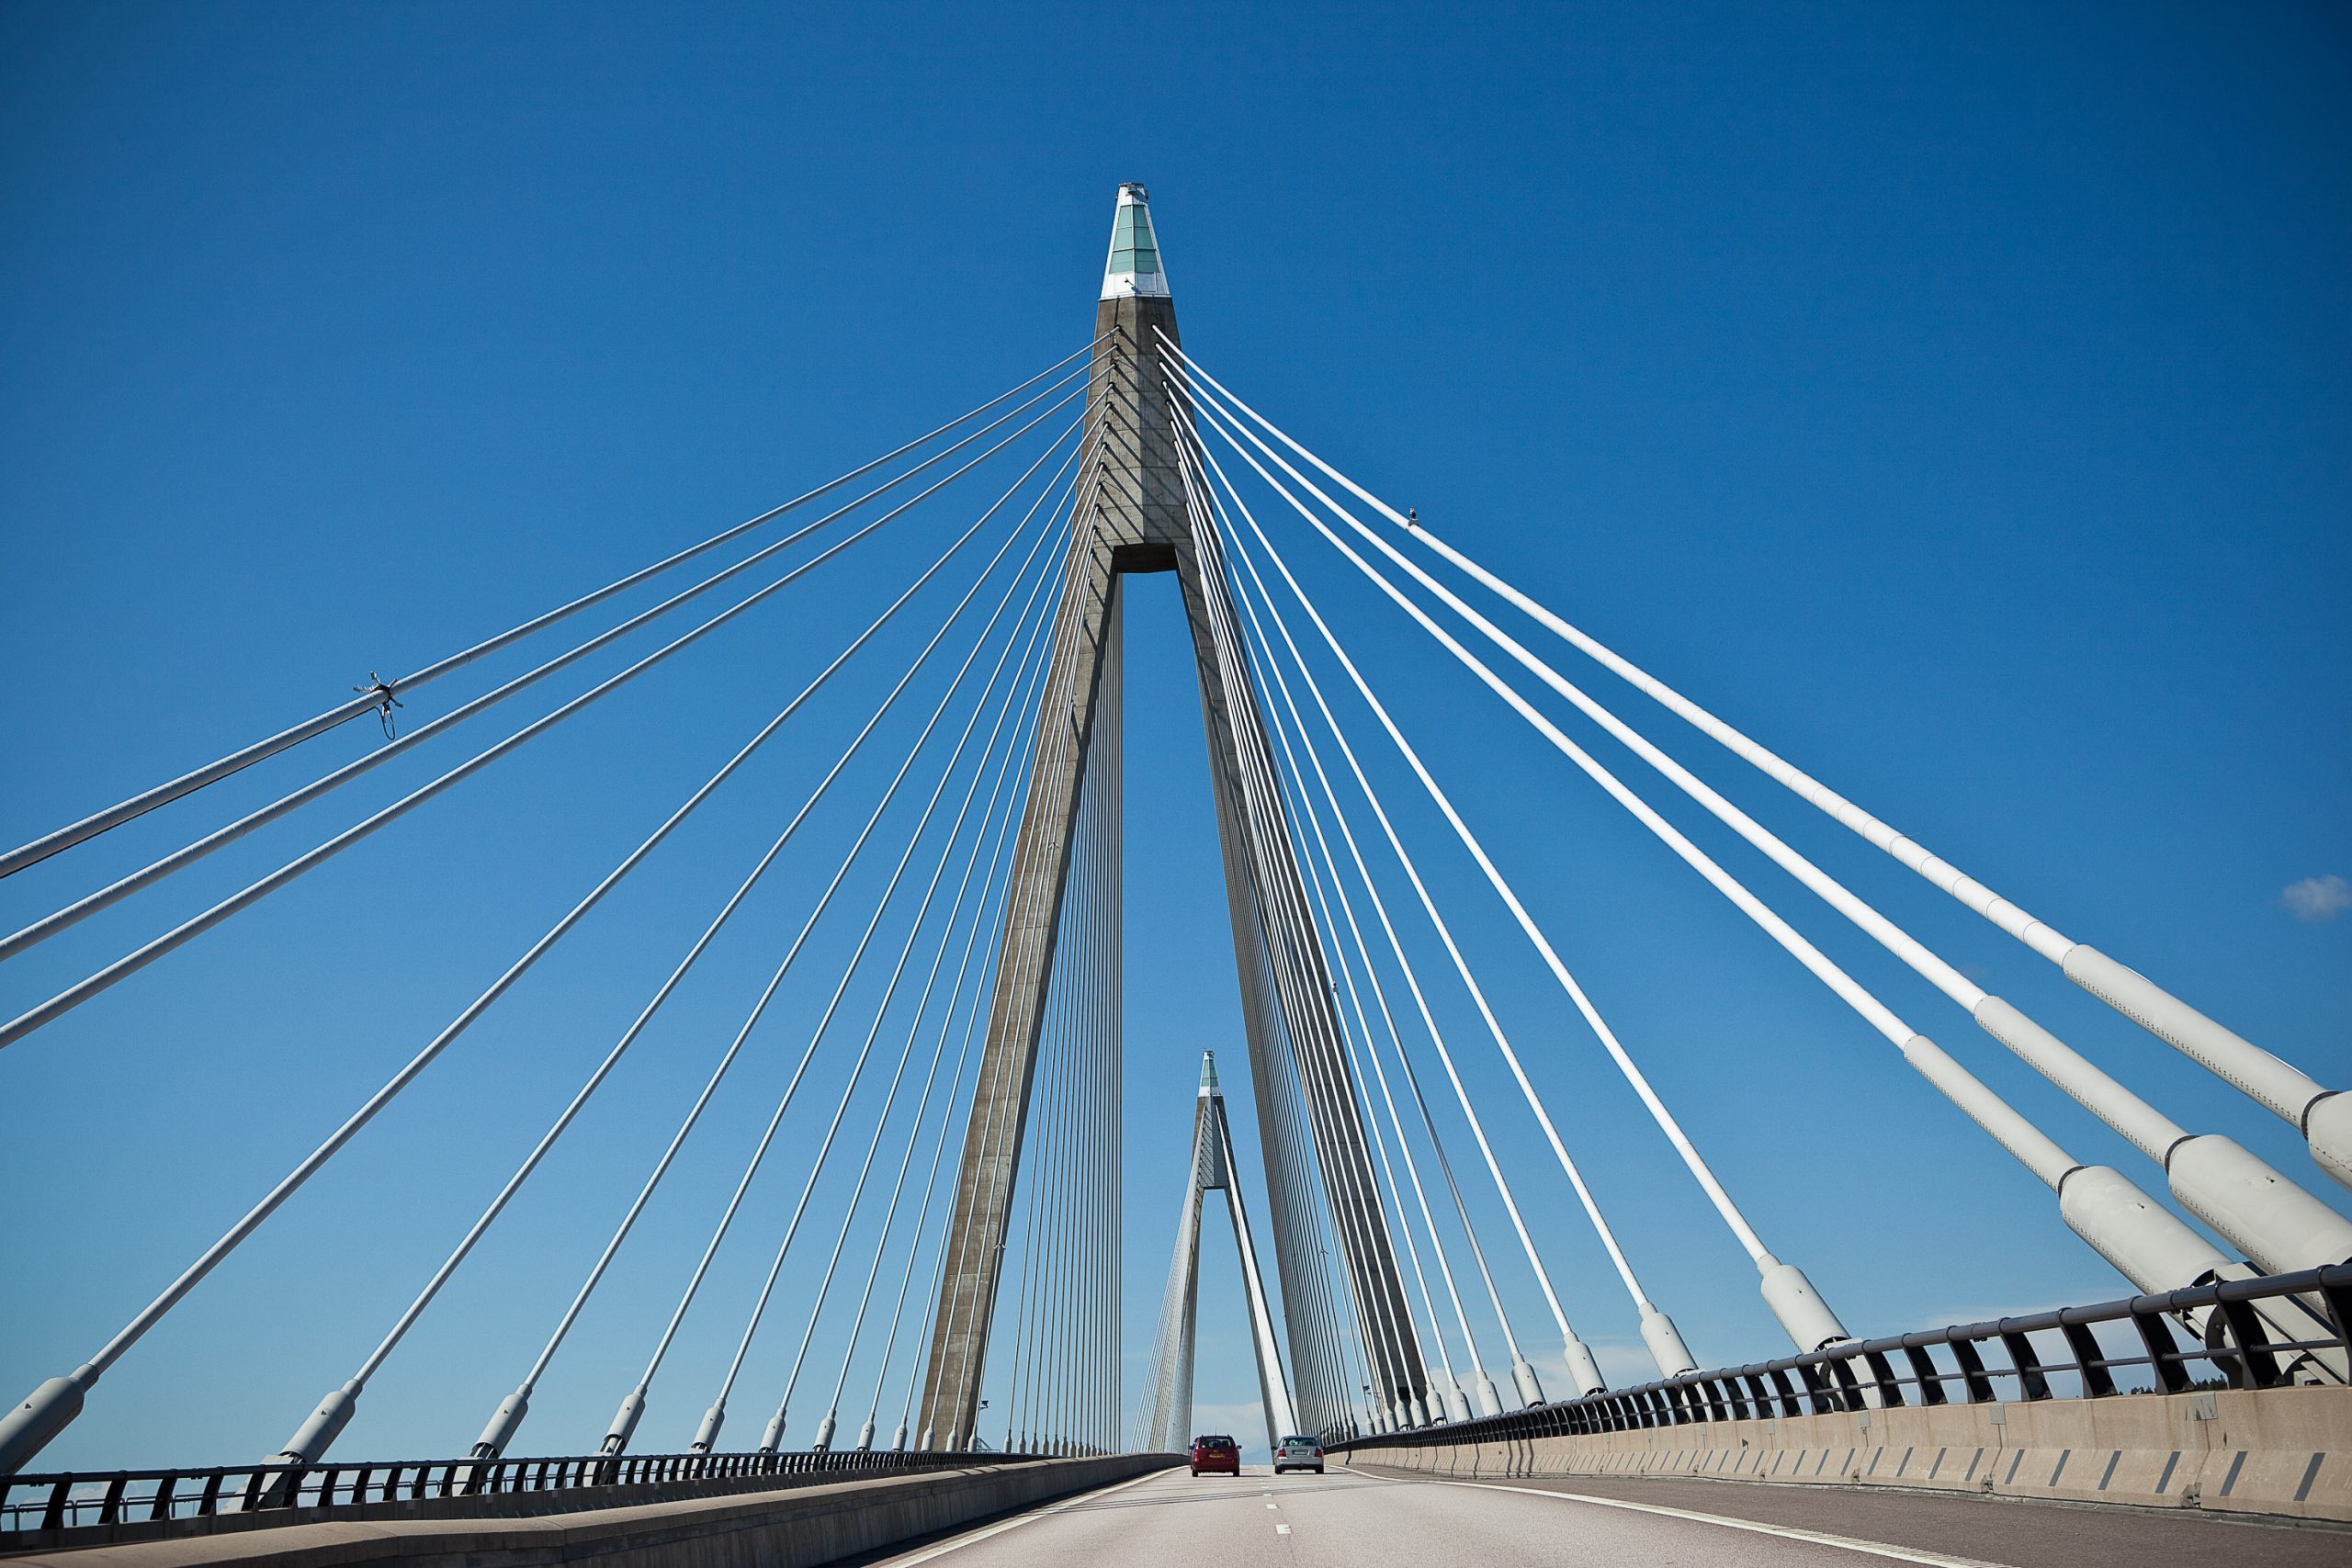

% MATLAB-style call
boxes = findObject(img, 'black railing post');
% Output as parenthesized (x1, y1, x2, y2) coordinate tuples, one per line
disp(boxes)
(1902, 1344, 1946, 1405)
(1997, 1329, 2052, 1402)
(1948, 1337, 1996, 1403)
(2059, 1319, 2117, 1398)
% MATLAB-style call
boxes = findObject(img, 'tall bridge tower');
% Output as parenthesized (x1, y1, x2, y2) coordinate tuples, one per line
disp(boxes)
(916, 186, 1424, 1446)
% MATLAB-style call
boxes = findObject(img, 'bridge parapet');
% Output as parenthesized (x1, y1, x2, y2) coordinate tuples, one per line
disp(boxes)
(1, 1454, 1179, 1568)
(0, 1447, 1046, 1551)
(1333, 1264, 2352, 1522)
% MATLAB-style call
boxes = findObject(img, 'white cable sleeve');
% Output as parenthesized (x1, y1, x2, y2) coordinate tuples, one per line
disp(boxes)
(1159, 335, 2336, 1133)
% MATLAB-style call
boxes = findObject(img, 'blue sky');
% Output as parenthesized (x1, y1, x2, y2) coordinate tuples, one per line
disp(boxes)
(3, 2, 2347, 1470)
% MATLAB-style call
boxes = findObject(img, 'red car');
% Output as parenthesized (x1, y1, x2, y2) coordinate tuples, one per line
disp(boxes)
(1189, 1433, 1240, 1475)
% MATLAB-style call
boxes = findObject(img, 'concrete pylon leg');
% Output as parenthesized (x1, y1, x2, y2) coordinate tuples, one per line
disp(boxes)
(915, 186, 1425, 1449)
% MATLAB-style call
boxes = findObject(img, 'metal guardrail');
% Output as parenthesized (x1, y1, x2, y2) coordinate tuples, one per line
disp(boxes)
(0, 1446, 1042, 1539)
(1330, 1263, 2352, 1454)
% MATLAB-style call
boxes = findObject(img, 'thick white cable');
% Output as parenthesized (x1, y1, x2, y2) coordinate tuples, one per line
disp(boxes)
(988, 580, 1103, 1450)
(669, 517, 1069, 1438)
(1213, 475, 1509, 1401)
(1, 364, 1098, 964)
(1061, 701, 1104, 1450)
(935, 458, 1119, 1441)
(1181, 412, 1607, 1335)
(0, 390, 1085, 1055)
(755, 628, 1044, 1448)
(1002, 889, 1075, 1447)
(1187, 383, 2206, 1172)
(1255, 633, 1459, 1398)
(1043, 773, 1102, 1448)
(1101, 691, 1119, 1457)
(616, 495, 1072, 1425)
(895, 459, 1102, 1454)
(1160, 337, 2339, 1142)
(1276, 678, 1456, 1393)
(506, 427, 1094, 1414)
(350, 424, 1095, 1414)
(757, 784, 1006, 1448)
(52, 419, 1077, 1421)
(1215, 665, 1359, 1425)
(1179, 453, 1418, 1417)
(1186, 395, 2131, 1186)
(1192, 402, 1768, 1272)
(859, 722, 1032, 1443)
(1241, 887, 1351, 1420)
(1207, 457, 1546, 1421)
(819, 600, 1057, 1442)
(0, 345, 1104, 883)
(1096, 664, 1119, 1450)
(1229, 532, 1495, 1404)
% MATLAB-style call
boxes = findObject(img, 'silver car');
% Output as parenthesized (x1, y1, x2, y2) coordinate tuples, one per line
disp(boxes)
(1273, 1435, 1324, 1473)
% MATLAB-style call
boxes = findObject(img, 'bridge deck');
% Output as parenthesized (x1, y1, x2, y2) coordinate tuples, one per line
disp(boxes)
(865, 1463, 2352, 1568)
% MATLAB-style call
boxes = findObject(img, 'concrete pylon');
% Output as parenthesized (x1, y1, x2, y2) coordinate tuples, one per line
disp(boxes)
(1138, 1054, 1299, 1451)
(915, 186, 1423, 1449)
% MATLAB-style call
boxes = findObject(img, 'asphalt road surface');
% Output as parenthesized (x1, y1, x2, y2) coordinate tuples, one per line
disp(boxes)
(868, 1462, 2348, 1568)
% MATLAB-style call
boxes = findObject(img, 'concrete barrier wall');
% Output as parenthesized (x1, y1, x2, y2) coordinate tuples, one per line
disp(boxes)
(8, 1454, 1182, 1568)
(1344, 1385, 2352, 1524)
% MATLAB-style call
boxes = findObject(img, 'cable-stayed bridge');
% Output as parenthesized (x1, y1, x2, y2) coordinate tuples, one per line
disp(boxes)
(2, 186, 2347, 1566)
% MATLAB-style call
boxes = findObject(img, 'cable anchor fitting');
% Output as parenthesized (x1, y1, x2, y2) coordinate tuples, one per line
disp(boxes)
(354, 671, 403, 739)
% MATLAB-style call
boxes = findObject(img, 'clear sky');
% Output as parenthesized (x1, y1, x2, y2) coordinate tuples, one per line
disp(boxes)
(2, 2, 2347, 1471)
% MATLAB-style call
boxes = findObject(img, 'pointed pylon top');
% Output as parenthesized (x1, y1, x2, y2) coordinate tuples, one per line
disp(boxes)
(1102, 183, 1170, 301)
(1199, 1050, 1220, 1097)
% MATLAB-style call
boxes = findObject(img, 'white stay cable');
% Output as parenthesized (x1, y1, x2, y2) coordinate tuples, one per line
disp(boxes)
(1177, 452, 1418, 1418)
(447, 428, 1098, 1462)
(1200, 468, 1569, 1411)
(1216, 435, 1838, 1365)
(819, 606, 1057, 1450)
(855, 646, 1045, 1449)
(1187, 504, 1371, 1428)
(1274, 669, 1457, 1408)
(1247, 587, 1464, 1408)
(1212, 540, 1534, 1384)
(767, 578, 1063, 1452)
(389, 421, 1081, 1371)
(1182, 412, 1607, 1348)
(0, 412, 1085, 1482)
(1194, 392, 1769, 1259)
(0, 387, 1086, 1056)
(1040, 773, 1102, 1449)
(268, 420, 1091, 1465)
(597, 487, 1072, 1456)
(1219, 501, 1501, 1413)
(936, 459, 1118, 1440)
(922, 481, 1095, 1448)
(0, 344, 1103, 883)
(1, 362, 1098, 967)
(673, 504, 1072, 1454)
(1159, 336, 2347, 1182)
(1194, 423, 1778, 1316)
(1202, 433, 1513, 1407)
(1003, 864, 1079, 1448)
(1200, 399, 2235, 1352)
(1186, 377, 2352, 1281)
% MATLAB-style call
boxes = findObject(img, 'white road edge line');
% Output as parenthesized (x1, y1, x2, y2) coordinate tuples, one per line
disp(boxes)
(873, 1465, 1173, 1564)
(1438, 1480, 2017, 1568)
